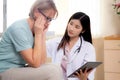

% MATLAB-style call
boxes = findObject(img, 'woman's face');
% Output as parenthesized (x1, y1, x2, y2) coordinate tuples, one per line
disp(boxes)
(67, 19, 83, 38)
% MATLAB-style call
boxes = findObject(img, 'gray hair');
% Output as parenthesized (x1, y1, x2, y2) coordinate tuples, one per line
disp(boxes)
(29, 0, 58, 19)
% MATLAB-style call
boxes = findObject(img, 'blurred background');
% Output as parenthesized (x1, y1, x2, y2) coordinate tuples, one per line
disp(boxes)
(0, 0, 120, 80)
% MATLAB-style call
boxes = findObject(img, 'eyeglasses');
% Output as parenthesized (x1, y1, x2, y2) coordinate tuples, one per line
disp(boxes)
(38, 8, 53, 22)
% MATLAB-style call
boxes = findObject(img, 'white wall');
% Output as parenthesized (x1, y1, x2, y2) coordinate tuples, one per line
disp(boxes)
(7, 0, 101, 38)
(0, 0, 3, 33)
(4, 0, 120, 38)
(100, 0, 120, 37)
(7, 0, 34, 26)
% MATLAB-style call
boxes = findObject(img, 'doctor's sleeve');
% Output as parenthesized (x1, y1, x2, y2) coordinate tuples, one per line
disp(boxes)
(84, 44, 96, 62)
(46, 39, 53, 57)
(46, 37, 59, 58)
(85, 44, 96, 80)
(46, 37, 61, 58)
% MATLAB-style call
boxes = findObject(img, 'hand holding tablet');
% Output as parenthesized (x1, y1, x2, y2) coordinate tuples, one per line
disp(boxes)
(67, 62, 102, 77)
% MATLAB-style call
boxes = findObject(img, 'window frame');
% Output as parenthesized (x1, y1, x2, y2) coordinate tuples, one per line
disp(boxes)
(0, 0, 7, 37)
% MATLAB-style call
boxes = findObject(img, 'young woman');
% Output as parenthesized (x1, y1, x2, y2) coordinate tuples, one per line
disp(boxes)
(46, 12, 96, 80)
(0, 0, 62, 80)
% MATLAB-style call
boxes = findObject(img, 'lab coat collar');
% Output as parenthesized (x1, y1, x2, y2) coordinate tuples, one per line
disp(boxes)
(69, 37, 82, 55)
(74, 36, 84, 47)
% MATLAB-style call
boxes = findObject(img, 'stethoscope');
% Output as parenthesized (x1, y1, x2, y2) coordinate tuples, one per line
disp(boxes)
(62, 37, 82, 64)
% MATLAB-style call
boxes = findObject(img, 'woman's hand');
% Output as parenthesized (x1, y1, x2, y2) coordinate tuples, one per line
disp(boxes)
(75, 68, 93, 80)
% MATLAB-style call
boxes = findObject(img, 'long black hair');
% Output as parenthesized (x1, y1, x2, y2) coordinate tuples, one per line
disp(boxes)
(57, 12, 92, 51)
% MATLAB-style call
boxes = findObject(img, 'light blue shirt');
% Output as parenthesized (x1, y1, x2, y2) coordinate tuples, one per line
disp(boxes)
(0, 19, 34, 73)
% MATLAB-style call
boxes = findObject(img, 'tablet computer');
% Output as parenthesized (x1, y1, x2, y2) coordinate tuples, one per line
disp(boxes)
(67, 62, 102, 77)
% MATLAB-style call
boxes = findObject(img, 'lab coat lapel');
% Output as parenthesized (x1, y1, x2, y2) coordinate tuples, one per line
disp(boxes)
(69, 37, 80, 56)
(68, 37, 81, 64)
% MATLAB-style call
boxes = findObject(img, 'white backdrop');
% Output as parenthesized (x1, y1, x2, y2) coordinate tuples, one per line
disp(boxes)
(6, 0, 100, 37)
(0, 0, 3, 33)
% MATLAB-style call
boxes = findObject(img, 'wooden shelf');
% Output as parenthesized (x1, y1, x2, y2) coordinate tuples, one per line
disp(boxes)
(104, 35, 120, 40)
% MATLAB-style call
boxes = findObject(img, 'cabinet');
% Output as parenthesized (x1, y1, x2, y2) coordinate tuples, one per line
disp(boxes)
(104, 35, 120, 80)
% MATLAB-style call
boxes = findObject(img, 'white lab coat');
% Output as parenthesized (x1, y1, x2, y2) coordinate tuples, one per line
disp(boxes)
(46, 37, 96, 80)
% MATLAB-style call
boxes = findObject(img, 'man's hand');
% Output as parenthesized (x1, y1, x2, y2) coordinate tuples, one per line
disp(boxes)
(34, 16, 46, 35)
